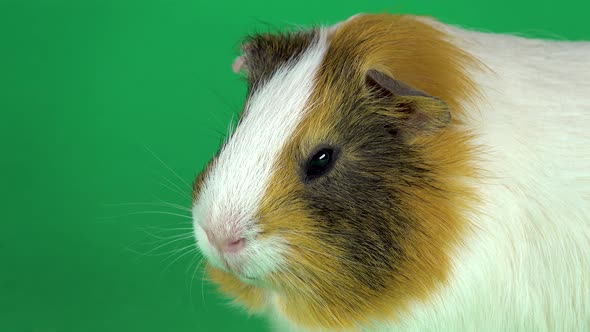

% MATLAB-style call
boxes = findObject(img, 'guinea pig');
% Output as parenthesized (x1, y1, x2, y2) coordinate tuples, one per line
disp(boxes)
(192, 13, 590, 331)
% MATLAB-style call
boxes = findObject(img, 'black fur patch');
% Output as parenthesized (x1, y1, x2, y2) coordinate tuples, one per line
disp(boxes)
(241, 29, 318, 94)
(300, 84, 436, 292)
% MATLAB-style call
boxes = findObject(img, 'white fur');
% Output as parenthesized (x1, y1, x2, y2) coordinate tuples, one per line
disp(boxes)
(193, 31, 330, 280)
(381, 21, 590, 332)
(196, 16, 590, 330)
(270, 21, 590, 331)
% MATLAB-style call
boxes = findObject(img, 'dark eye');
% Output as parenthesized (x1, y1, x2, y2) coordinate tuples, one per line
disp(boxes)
(305, 148, 336, 179)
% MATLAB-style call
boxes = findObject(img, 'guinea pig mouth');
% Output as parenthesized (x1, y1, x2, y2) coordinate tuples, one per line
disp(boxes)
(216, 255, 255, 279)
(212, 254, 262, 283)
(218, 256, 240, 273)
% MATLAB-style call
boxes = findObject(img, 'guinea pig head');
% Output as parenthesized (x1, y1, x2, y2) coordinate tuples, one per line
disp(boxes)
(193, 14, 479, 330)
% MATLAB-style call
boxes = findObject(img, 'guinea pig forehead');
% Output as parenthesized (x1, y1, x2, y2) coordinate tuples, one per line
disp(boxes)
(197, 31, 331, 218)
(288, 73, 367, 151)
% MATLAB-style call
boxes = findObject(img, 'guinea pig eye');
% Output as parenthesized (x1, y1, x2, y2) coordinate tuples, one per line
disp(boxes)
(305, 148, 336, 180)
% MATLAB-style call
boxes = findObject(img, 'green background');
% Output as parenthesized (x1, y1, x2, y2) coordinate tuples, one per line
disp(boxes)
(1, 0, 588, 331)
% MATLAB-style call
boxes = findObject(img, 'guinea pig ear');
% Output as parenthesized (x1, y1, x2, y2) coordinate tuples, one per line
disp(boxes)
(232, 55, 246, 74)
(365, 69, 451, 139)
(232, 41, 254, 74)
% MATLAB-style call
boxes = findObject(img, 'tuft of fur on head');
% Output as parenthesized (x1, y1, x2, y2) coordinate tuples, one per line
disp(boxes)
(194, 14, 483, 330)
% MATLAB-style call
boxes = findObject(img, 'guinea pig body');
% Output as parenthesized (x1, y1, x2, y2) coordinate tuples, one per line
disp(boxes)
(192, 14, 590, 331)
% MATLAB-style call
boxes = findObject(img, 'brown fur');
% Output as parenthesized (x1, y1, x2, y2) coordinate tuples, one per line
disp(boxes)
(204, 14, 482, 330)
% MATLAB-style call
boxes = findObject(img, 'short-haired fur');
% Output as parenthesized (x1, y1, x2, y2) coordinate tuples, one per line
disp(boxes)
(193, 13, 590, 331)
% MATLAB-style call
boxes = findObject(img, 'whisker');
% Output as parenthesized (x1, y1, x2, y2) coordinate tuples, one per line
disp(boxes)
(190, 256, 208, 308)
(142, 226, 194, 233)
(201, 261, 209, 307)
(158, 175, 193, 201)
(99, 210, 193, 221)
(143, 144, 192, 190)
(124, 226, 191, 259)
(137, 228, 193, 243)
(103, 202, 192, 213)
(125, 238, 194, 259)
(151, 197, 192, 212)
(129, 234, 195, 259)
(157, 181, 191, 202)
(185, 253, 200, 276)
(160, 243, 196, 261)
(162, 246, 198, 273)
(208, 87, 241, 120)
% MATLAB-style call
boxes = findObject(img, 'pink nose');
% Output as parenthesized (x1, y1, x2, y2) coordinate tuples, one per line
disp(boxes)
(204, 229, 246, 254)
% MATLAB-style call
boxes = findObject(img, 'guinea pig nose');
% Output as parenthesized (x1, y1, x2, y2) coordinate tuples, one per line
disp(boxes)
(224, 237, 246, 253)
(204, 228, 246, 254)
